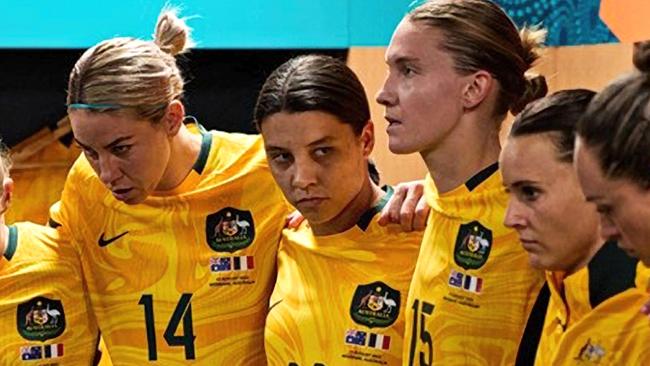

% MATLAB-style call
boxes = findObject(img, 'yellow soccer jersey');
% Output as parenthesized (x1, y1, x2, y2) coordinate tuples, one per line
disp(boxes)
(535, 242, 650, 365)
(265, 188, 422, 366)
(0, 222, 98, 365)
(403, 163, 546, 366)
(50, 128, 291, 365)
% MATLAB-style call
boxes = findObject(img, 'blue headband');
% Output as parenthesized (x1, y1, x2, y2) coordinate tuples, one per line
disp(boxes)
(68, 103, 123, 110)
(408, 0, 426, 11)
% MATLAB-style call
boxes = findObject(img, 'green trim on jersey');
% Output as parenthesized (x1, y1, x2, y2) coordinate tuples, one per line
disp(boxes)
(193, 127, 212, 175)
(357, 185, 393, 231)
(4, 225, 18, 261)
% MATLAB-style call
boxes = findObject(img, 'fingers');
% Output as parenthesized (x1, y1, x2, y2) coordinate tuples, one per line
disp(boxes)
(412, 195, 430, 231)
(285, 210, 305, 229)
(379, 184, 407, 226)
(378, 180, 429, 232)
(399, 183, 422, 232)
(641, 300, 650, 316)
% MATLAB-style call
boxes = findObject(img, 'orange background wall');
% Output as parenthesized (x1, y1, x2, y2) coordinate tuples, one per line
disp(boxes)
(348, 43, 635, 185)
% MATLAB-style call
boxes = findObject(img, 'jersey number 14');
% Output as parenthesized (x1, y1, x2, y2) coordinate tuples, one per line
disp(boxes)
(138, 293, 196, 360)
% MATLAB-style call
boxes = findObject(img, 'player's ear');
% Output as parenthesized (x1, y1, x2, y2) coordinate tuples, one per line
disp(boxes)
(162, 100, 185, 137)
(0, 177, 14, 214)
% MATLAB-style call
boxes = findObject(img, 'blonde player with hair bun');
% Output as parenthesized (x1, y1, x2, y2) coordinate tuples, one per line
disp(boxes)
(51, 7, 290, 364)
(0, 142, 100, 364)
(376, 0, 549, 363)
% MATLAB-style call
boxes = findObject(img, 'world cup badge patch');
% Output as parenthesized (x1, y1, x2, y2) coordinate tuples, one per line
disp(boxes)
(349, 281, 400, 328)
(454, 221, 492, 270)
(16, 297, 66, 341)
(205, 207, 255, 252)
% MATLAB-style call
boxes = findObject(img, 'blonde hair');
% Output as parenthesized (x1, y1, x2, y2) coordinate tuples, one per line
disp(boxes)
(0, 141, 11, 190)
(409, 0, 547, 116)
(67, 7, 192, 121)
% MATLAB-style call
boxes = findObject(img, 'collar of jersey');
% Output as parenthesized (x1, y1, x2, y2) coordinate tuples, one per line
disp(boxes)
(547, 241, 639, 328)
(3, 225, 18, 261)
(356, 185, 393, 231)
(424, 163, 504, 218)
(152, 122, 212, 196)
(293, 185, 395, 244)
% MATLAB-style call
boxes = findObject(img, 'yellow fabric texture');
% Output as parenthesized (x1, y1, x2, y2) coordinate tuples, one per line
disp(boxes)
(50, 130, 290, 365)
(0, 222, 98, 365)
(535, 258, 650, 365)
(402, 169, 545, 365)
(6, 129, 79, 225)
(265, 211, 421, 366)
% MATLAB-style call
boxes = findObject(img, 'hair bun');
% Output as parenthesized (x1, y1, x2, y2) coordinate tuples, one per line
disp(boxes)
(633, 41, 650, 73)
(510, 74, 548, 115)
(153, 7, 193, 56)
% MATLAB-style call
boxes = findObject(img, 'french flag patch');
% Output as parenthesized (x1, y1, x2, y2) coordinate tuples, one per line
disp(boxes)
(44, 344, 64, 358)
(368, 333, 391, 350)
(233, 256, 255, 271)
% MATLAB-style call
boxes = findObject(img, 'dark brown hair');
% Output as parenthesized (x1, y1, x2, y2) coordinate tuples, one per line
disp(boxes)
(254, 54, 370, 135)
(577, 41, 650, 189)
(409, 0, 548, 116)
(510, 89, 595, 162)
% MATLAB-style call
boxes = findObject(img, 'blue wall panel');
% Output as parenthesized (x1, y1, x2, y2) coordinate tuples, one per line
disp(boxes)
(495, 0, 617, 46)
(2, 0, 618, 49)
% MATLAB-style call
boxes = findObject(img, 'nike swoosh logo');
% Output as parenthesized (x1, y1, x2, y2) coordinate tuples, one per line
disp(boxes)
(98, 231, 129, 247)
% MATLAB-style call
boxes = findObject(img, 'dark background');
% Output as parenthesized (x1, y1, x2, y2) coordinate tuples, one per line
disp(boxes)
(0, 49, 347, 147)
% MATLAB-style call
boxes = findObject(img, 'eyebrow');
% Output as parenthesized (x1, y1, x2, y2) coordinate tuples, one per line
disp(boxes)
(74, 136, 133, 150)
(387, 55, 420, 66)
(265, 136, 336, 151)
(509, 180, 538, 188)
(307, 136, 335, 146)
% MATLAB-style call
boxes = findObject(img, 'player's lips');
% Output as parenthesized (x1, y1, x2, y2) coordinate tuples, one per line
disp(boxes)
(111, 188, 134, 200)
(385, 115, 402, 126)
(385, 116, 403, 134)
(519, 237, 541, 251)
(295, 197, 328, 209)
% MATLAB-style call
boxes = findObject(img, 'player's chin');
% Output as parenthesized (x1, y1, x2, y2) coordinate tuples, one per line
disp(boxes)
(117, 189, 147, 205)
(526, 253, 550, 271)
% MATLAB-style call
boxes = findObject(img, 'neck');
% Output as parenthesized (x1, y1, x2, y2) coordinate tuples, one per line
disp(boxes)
(156, 124, 203, 191)
(564, 236, 605, 276)
(311, 178, 384, 236)
(421, 115, 501, 193)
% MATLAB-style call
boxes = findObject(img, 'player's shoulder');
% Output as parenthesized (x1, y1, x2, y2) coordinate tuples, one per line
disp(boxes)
(199, 130, 276, 187)
(5, 222, 78, 266)
(68, 153, 99, 183)
(209, 131, 266, 166)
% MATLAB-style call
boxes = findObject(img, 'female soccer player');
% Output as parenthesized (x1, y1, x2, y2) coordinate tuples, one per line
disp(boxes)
(575, 41, 650, 267)
(50, 8, 290, 364)
(0, 143, 99, 364)
(256, 55, 421, 365)
(375, 0, 549, 364)
(501, 89, 650, 364)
